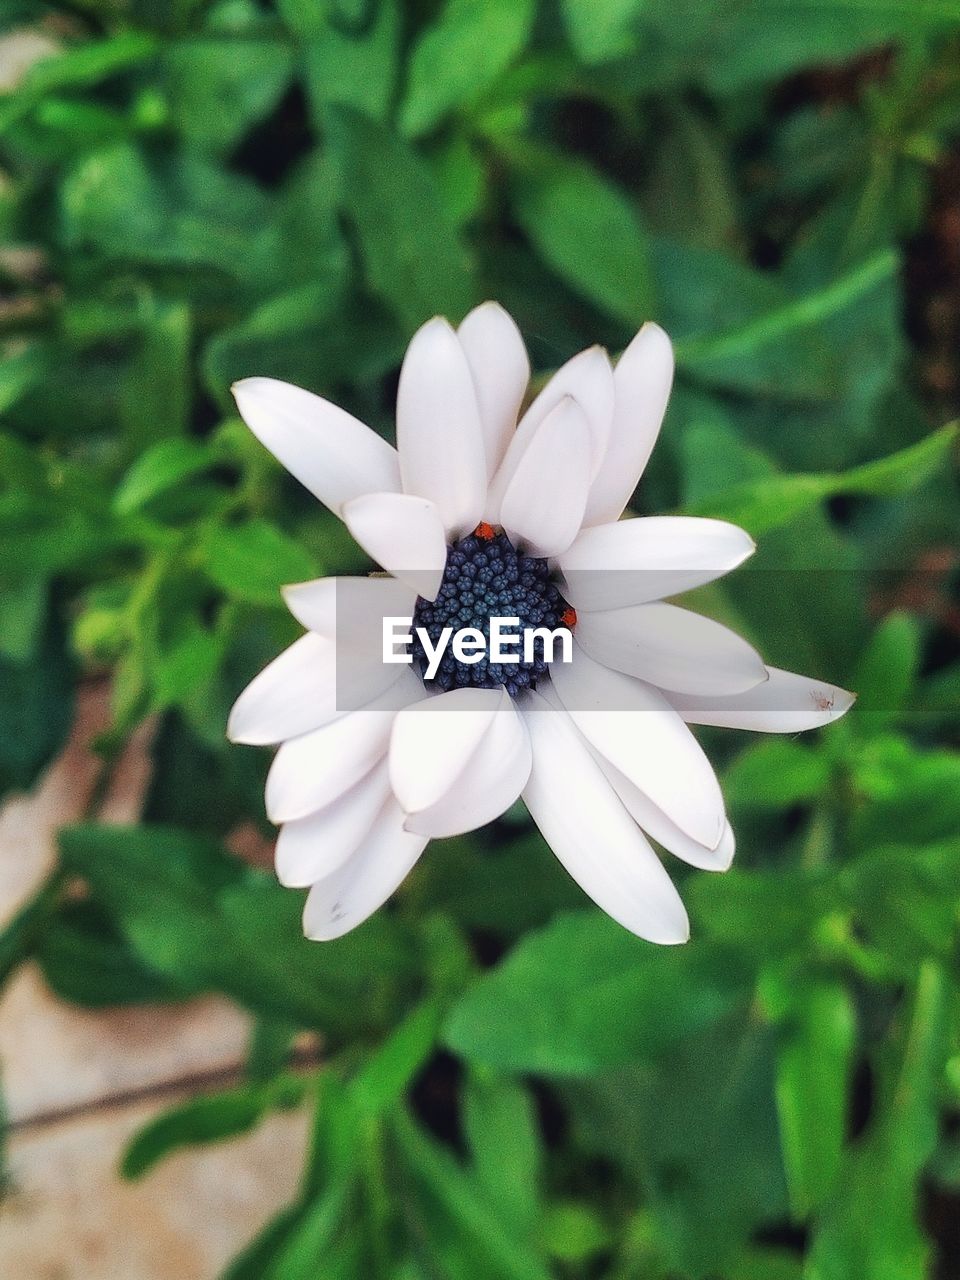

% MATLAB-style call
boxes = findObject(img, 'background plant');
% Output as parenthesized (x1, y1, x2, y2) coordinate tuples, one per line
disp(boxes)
(2, 0, 960, 1276)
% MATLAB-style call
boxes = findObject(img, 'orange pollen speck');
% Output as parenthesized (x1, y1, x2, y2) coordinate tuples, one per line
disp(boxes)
(474, 521, 497, 541)
(560, 607, 577, 628)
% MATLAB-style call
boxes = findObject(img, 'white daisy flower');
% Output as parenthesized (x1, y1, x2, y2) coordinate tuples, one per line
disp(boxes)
(227, 304, 854, 945)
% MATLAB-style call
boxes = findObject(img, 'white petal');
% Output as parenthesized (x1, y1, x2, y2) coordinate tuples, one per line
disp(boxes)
(232, 378, 400, 516)
(227, 627, 416, 746)
(558, 516, 756, 612)
(342, 492, 448, 602)
(274, 759, 392, 888)
(389, 686, 504, 816)
(582, 322, 674, 527)
(282, 576, 416, 638)
(403, 694, 532, 838)
(486, 346, 614, 520)
(521, 690, 689, 944)
(499, 396, 592, 558)
(550, 646, 727, 849)
(574, 601, 768, 695)
(458, 302, 530, 479)
(228, 632, 404, 746)
(302, 797, 427, 941)
(266, 672, 424, 823)
(594, 752, 735, 871)
(281, 579, 337, 635)
(396, 316, 487, 538)
(228, 634, 335, 746)
(281, 576, 418, 703)
(666, 666, 856, 733)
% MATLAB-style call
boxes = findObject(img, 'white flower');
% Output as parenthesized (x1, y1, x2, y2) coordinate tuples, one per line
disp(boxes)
(227, 304, 854, 945)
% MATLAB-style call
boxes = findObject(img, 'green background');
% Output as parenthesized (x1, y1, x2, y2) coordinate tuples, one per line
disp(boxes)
(2, 0, 960, 1276)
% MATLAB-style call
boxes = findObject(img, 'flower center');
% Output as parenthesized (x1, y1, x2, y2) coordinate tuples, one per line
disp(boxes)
(411, 525, 575, 698)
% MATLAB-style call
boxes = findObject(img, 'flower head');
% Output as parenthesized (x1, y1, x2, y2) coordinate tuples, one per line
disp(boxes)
(227, 304, 854, 944)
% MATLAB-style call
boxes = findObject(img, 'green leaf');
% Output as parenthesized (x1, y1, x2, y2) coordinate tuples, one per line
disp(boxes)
(149, 618, 224, 713)
(302, 0, 400, 124)
(929, 1130, 960, 1193)
(764, 974, 857, 1216)
(846, 838, 960, 966)
(119, 299, 193, 446)
(219, 1203, 312, 1280)
(0, 496, 123, 584)
(641, 104, 740, 252)
(463, 1071, 541, 1238)
(914, 659, 960, 730)
(269, 152, 351, 294)
(685, 425, 956, 539)
(0, 345, 49, 415)
(274, 0, 327, 36)
(652, 237, 827, 397)
(144, 707, 268, 837)
(595, 1, 960, 96)
(539, 1200, 613, 1263)
(850, 738, 960, 850)
(0, 575, 47, 664)
(682, 472, 827, 535)
(675, 248, 898, 368)
(724, 740, 831, 811)
(226, 1075, 362, 1280)
(121, 1085, 269, 1180)
(163, 38, 293, 151)
(727, 1248, 804, 1280)
(351, 997, 444, 1118)
(510, 152, 656, 327)
(565, 1012, 788, 1277)
(655, 242, 902, 459)
(245, 1018, 297, 1085)
(838, 421, 958, 496)
(58, 824, 416, 1038)
(0, 607, 74, 799)
(415, 831, 585, 934)
(718, 508, 866, 678)
(256, 1181, 357, 1280)
(400, 0, 536, 138)
(392, 1107, 553, 1280)
(203, 285, 399, 408)
(59, 144, 275, 284)
(37, 900, 193, 1007)
(202, 519, 317, 606)
(690, 867, 829, 960)
(300, 1069, 363, 1200)
(852, 611, 922, 734)
(0, 32, 159, 132)
(114, 439, 216, 515)
(0, 870, 64, 994)
(330, 109, 475, 331)
(7, 14, 960, 1280)
(673, 390, 775, 506)
(427, 133, 488, 227)
(560, 0, 645, 63)
(444, 911, 745, 1076)
(807, 962, 948, 1280)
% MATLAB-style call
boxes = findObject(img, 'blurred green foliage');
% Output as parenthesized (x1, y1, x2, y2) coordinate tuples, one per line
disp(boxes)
(1, 0, 960, 1276)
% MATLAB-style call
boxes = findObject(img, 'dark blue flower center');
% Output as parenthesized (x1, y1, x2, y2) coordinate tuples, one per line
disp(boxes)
(411, 527, 574, 698)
